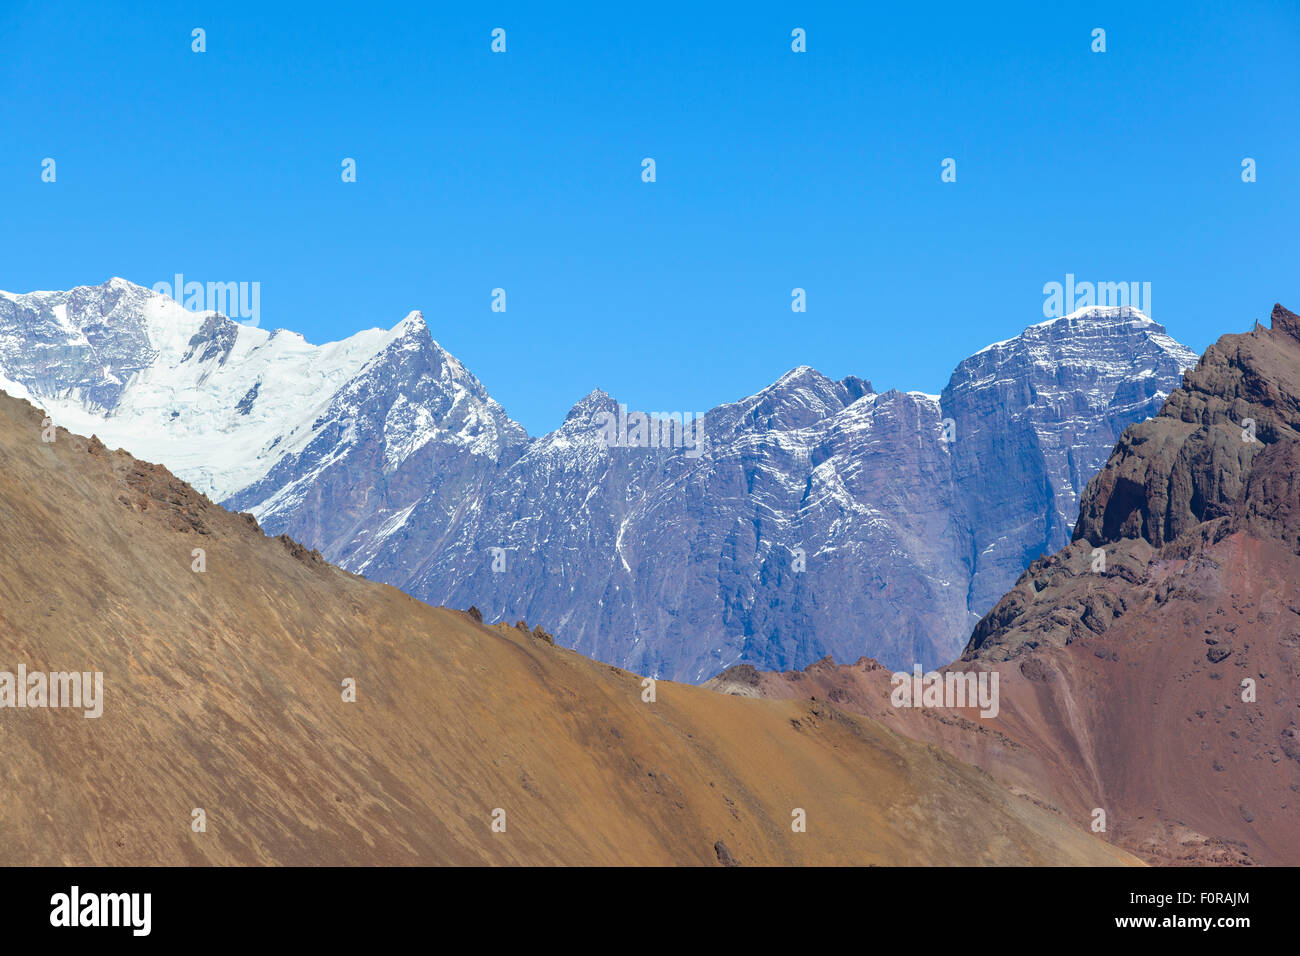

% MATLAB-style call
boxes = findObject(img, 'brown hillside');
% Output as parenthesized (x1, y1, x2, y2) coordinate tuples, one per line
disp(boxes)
(0, 391, 1134, 866)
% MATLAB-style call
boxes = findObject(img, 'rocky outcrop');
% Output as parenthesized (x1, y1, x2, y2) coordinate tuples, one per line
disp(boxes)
(974, 303, 1300, 662)
(1074, 304, 1300, 550)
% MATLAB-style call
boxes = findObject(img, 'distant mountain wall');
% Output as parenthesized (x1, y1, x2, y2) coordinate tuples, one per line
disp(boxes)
(0, 280, 1196, 679)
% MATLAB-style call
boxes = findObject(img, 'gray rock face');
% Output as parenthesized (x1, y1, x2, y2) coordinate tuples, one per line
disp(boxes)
(944, 306, 1199, 615)
(223, 312, 529, 565)
(0, 280, 1198, 681)
(387, 372, 969, 681)
(0, 279, 159, 411)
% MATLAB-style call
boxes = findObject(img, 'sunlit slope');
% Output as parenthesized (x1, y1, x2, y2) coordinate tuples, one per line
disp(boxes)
(0, 391, 1135, 866)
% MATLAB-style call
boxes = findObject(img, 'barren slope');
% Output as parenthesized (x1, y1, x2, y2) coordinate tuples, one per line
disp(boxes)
(0, 391, 1134, 866)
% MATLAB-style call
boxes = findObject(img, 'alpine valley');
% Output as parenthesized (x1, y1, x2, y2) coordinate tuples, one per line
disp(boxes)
(0, 279, 1198, 681)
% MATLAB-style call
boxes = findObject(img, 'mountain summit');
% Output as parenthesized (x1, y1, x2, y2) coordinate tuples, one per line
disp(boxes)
(0, 279, 1196, 680)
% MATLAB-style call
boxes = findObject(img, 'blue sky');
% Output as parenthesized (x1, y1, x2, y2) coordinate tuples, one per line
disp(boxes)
(3, 0, 1297, 435)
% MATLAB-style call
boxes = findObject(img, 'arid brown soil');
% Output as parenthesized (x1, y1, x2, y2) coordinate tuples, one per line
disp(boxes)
(0, 391, 1135, 866)
(712, 540, 1299, 866)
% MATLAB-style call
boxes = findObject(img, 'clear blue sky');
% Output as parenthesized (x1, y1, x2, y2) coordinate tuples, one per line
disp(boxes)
(3, 0, 1297, 435)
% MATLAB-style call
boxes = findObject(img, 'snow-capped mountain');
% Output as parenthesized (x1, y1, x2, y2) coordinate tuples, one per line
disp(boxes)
(0, 279, 1197, 680)
(0, 279, 523, 526)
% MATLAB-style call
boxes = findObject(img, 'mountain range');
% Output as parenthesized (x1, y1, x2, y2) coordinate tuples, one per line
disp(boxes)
(0, 279, 1197, 680)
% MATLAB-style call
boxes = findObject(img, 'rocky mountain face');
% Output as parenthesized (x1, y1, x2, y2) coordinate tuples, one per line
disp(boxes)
(0, 389, 1138, 866)
(969, 303, 1300, 663)
(946, 307, 1197, 616)
(379, 372, 971, 683)
(713, 305, 1300, 865)
(0, 280, 1196, 681)
(221, 312, 528, 565)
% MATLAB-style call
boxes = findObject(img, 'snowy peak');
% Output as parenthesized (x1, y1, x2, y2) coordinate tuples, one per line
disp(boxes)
(1059, 303, 1154, 322)
(562, 388, 618, 426)
(379, 310, 433, 353)
(0, 279, 527, 505)
(397, 308, 427, 330)
(719, 365, 874, 436)
(954, 307, 1198, 393)
(971, 305, 1194, 365)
